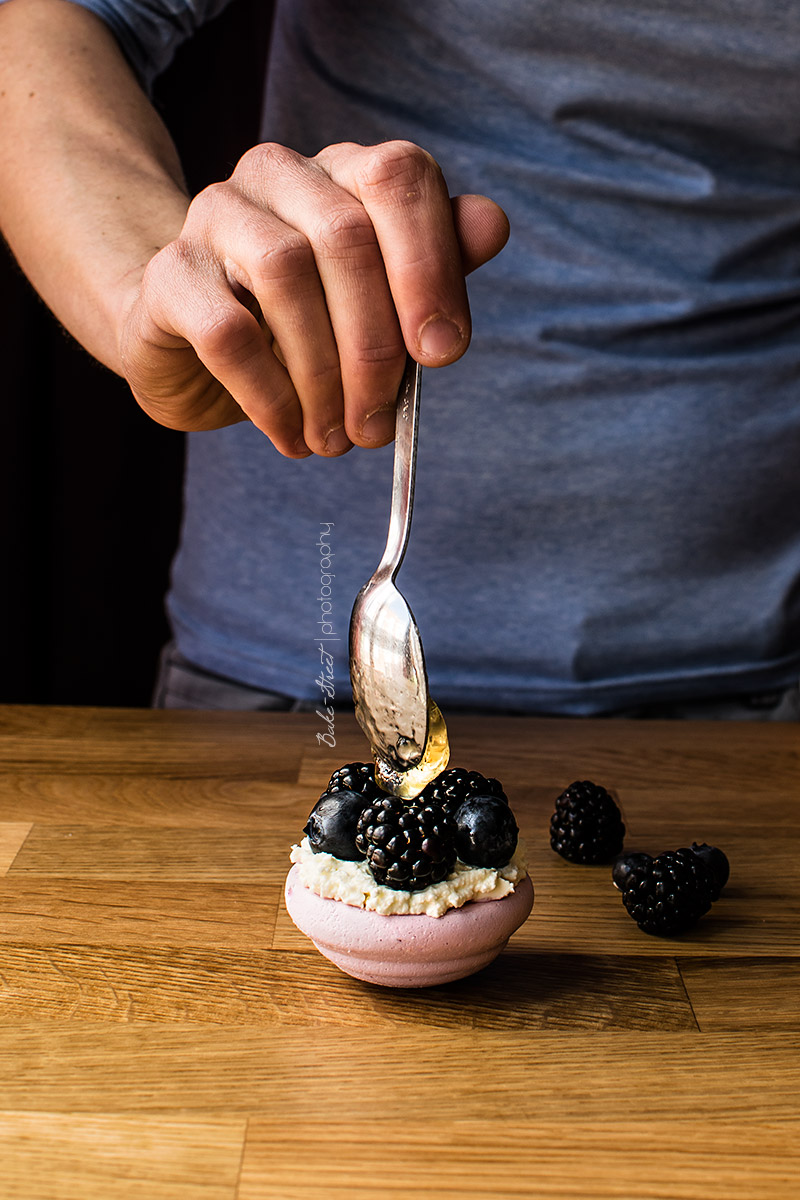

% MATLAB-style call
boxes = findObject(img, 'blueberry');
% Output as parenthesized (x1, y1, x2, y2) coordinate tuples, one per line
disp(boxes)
(689, 842, 730, 899)
(304, 789, 366, 860)
(454, 795, 518, 868)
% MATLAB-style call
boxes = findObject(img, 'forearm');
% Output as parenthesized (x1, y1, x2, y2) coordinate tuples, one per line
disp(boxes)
(0, 0, 190, 372)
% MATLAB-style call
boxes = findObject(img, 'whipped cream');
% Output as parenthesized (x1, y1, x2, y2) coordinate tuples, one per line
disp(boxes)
(289, 837, 527, 918)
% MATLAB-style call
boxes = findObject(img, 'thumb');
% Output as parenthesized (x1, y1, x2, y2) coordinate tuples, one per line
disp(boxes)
(451, 194, 510, 275)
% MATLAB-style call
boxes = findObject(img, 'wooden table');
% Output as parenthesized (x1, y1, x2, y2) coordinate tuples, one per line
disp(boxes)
(0, 705, 797, 1199)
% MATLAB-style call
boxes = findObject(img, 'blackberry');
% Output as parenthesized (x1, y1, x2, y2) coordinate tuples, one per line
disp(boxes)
(620, 848, 716, 936)
(455, 795, 518, 868)
(550, 780, 625, 864)
(355, 796, 457, 891)
(612, 852, 654, 892)
(690, 842, 729, 900)
(304, 789, 366, 861)
(421, 767, 507, 818)
(324, 761, 386, 803)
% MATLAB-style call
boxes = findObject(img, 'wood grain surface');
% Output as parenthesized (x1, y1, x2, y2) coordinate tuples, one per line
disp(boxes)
(0, 705, 797, 1199)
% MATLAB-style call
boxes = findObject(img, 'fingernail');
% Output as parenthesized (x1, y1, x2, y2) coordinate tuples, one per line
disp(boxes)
(359, 403, 396, 445)
(322, 425, 352, 455)
(418, 315, 462, 360)
(293, 435, 312, 456)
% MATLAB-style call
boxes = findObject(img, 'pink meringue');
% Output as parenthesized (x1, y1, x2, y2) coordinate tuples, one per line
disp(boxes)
(284, 863, 533, 987)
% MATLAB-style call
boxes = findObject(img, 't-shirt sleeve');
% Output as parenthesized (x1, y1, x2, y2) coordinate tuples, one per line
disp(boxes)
(61, 0, 237, 88)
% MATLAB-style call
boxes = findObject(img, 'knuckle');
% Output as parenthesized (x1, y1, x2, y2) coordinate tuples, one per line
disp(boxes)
(182, 180, 234, 232)
(140, 238, 194, 296)
(193, 305, 259, 364)
(235, 141, 301, 183)
(193, 179, 229, 207)
(356, 140, 441, 204)
(354, 337, 406, 371)
(252, 231, 314, 283)
(313, 205, 377, 257)
(260, 380, 298, 424)
(302, 355, 343, 389)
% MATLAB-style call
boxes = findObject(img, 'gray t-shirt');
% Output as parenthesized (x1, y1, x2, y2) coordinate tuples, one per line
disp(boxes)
(52, 0, 800, 711)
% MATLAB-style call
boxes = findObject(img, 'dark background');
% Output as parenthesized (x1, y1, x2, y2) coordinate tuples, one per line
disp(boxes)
(0, 0, 273, 706)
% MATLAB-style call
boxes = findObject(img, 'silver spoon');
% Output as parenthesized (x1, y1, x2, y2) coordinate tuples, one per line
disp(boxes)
(349, 356, 449, 797)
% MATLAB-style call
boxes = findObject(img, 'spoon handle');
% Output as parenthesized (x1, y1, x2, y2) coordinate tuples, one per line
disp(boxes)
(377, 356, 422, 579)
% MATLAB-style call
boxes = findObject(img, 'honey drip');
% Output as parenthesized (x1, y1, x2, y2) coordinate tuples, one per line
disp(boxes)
(375, 698, 450, 799)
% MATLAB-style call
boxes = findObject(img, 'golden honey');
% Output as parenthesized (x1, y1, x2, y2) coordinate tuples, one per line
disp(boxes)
(375, 697, 450, 799)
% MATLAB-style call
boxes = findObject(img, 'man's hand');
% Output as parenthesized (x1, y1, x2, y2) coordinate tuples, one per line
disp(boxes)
(120, 141, 509, 457)
(0, 0, 508, 458)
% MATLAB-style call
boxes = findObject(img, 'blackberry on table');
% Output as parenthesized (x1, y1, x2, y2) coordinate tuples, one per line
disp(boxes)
(620, 848, 716, 936)
(612, 852, 654, 892)
(356, 797, 457, 891)
(324, 761, 386, 803)
(550, 780, 625, 864)
(304, 788, 366, 861)
(421, 767, 507, 817)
